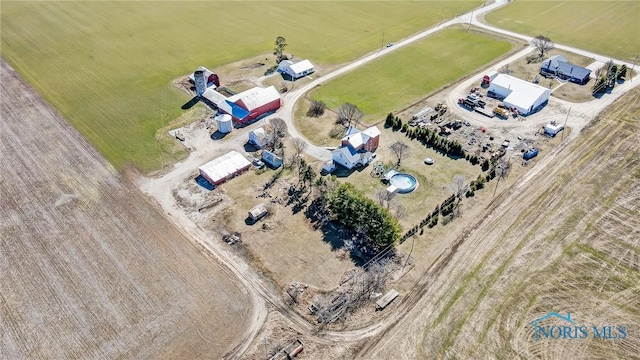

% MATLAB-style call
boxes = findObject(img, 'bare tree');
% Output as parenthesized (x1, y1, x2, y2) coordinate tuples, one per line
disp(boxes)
(392, 202, 407, 220)
(292, 138, 307, 157)
(273, 36, 288, 64)
(375, 188, 388, 206)
(532, 35, 554, 58)
(270, 118, 287, 138)
(389, 141, 410, 166)
(336, 103, 363, 128)
(493, 158, 512, 197)
(290, 138, 307, 168)
(450, 175, 468, 204)
(307, 100, 326, 117)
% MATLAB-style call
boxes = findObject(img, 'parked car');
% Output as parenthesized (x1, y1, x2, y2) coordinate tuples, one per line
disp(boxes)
(252, 158, 265, 168)
(386, 42, 394, 47)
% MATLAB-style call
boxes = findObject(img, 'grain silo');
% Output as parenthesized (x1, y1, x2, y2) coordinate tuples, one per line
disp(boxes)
(194, 67, 207, 96)
(216, 114, 233, 134)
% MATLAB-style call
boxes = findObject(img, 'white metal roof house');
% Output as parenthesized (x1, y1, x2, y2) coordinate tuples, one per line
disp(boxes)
(488, 74, 551, 115)
(277, 59, 315, 79)
(248, 127, 269, 149)
(198, 151, 251, 185)
(332, 146, 361, 170)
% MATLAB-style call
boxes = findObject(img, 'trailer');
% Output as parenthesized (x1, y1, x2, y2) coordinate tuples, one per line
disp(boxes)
(412, 106, 434, 120)
(475, 107, 495, 118)
(376, 289, 399, 310)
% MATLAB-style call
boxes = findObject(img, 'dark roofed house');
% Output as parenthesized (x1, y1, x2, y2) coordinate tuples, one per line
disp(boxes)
(541, 55, 591, 84)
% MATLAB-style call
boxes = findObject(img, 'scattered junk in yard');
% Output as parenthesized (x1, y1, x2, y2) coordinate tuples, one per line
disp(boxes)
(222, 233, 241, 245)
(269, 339, 304, 360)
(174, 131, 185, 141)
(198, 198, 223, 212)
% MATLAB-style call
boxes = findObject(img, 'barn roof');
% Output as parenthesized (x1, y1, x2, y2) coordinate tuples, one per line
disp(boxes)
(202, 89, 249, 120)
(228, 86, 280, 111)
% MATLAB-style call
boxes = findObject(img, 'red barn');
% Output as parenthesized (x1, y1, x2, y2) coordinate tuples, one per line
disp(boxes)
(227, 85, 281, 124)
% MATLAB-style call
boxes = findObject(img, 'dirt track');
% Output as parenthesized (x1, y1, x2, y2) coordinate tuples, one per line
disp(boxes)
(0, 59, 252, 359)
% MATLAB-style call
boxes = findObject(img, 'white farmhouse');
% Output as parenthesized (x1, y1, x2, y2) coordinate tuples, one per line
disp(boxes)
(277, 59, 315, 79)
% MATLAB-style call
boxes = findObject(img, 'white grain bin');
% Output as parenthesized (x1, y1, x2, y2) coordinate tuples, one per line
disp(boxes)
(216, 114, 233, 133)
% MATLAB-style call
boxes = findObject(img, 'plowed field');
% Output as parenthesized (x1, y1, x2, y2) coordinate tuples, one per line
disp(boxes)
(0, 60, 251, 359)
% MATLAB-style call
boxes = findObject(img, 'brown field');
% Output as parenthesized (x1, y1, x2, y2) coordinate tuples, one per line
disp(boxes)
(353, 87, 640, 358)
(0, 60, 252, 359)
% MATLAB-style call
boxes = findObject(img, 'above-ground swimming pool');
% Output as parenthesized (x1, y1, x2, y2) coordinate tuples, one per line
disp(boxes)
(389, 173, 419, 193)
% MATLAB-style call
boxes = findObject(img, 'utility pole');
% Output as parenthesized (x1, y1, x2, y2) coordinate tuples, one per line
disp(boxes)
(467, 10, 473, 32)
(439, 8, 444, 27)
(381, 31, 385, 50)
(561, 107, 571, 141)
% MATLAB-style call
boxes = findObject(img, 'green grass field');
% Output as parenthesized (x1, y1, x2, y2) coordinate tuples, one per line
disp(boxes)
(485, 1, 640, 62)
(1, 1, 479, 172)
(309, 27, 514, 123)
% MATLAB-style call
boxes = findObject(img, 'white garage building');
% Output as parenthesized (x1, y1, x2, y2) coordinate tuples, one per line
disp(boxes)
(277, 59, 315, 79)
(198, 151, 251, 185)
(488, 74, 551, 115)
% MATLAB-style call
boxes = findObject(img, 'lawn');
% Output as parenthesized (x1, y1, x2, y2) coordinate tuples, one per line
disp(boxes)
(485, 1, 640, 62)
(308, 27, 514, 124)
(0, 1, 480, 173)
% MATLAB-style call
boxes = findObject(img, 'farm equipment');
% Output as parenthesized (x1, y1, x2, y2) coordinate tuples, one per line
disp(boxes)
(435, 102, 448, 115)
(493, 107, 509, 118)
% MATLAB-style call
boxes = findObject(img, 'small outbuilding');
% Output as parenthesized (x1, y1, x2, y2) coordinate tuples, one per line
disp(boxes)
(249, 127, 269, 149)
(248, 204, 268, 222)
(278, 59, 315, 79)
(261, 150, 283, 168)
(544, 122, 564, 137)
(488, 74, 551, 115)
(376, 289, 399, 310)
(198, 151, 251, 185)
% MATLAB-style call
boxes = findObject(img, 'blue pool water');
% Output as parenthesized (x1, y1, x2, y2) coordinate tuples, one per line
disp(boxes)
(389, 173, 418, 193)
